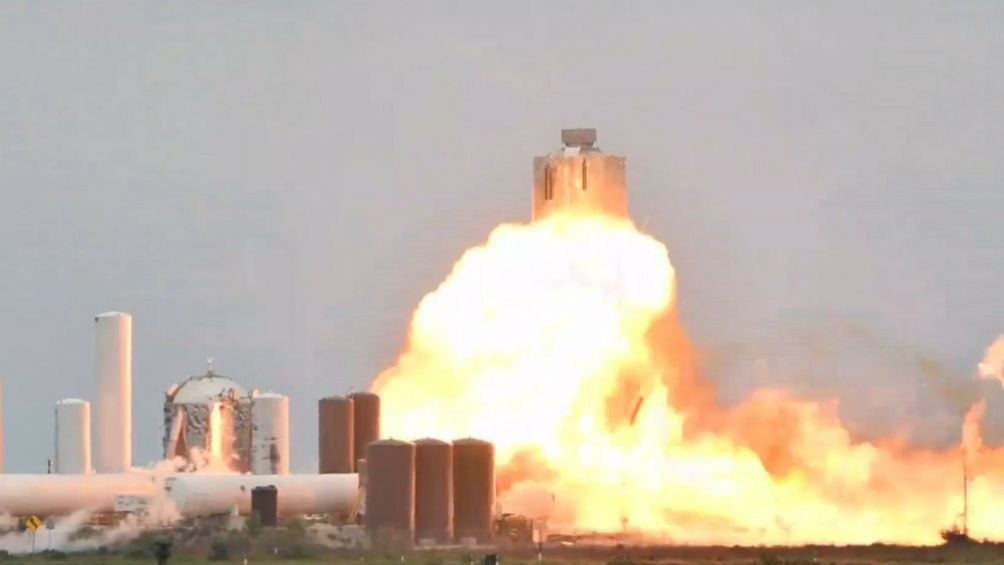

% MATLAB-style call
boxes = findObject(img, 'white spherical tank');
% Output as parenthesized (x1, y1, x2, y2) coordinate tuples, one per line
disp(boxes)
(251, 392, 289, 475)
(94, 312, 132, 473)
(55, 399, 91, 474)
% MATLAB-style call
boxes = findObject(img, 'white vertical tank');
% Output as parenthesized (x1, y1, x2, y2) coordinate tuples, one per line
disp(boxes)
(251, 393, 289, 475)
(0, 379, 4, 473)
(55, 399, 91, 474)
(93, 312, 132, 473)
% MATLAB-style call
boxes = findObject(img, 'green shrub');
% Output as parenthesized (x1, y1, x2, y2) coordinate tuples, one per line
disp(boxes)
(208, 539, 230, 561)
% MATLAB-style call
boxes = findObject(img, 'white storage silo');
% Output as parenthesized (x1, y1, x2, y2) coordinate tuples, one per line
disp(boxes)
(0, 379, 4, 474)
(55, 399, 91, 474)
(94, 312, 132, 473)
(251, 393, 289, 475)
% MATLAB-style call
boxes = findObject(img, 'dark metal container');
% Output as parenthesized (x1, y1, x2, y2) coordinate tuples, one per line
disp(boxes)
(349, 392, 380, 472)
(452, 438, 494, 543)
(414, 438, 453, 542)
(318, 396, 354, 473)
(364, 439, 415, 541)
(251, 485, 278, 527)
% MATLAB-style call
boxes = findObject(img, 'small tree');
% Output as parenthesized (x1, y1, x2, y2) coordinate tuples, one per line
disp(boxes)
(285, 516, 307, 540)
(208, 539, 230, 561)
(245, 511, 261, 538)
(152, 540, 172, 565)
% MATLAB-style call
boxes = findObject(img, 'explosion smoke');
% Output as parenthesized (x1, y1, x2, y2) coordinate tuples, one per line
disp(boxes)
(978, 336, 1004, 386)
(373, 200, 1004, 544)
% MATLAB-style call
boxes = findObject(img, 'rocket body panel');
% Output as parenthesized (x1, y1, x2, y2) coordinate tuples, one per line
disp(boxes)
(532, 130, 627, 220)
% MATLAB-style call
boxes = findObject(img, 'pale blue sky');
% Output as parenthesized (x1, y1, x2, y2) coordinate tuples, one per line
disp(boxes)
(1, 1, 1002, 471)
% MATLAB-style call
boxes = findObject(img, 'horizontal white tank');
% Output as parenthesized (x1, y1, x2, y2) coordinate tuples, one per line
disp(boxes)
(55, 399, 91, 474)
(251, 392, 289, 475)
(0, 473, 157, 516)
(166, 473, 358, 516)
(0, 472, 359, 518)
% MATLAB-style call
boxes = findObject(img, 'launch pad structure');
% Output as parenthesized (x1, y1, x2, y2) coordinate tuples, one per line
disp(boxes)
(0, 127, 643, 552)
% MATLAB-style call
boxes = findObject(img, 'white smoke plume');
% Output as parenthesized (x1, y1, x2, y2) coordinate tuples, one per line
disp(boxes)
(978, 335, 1004, 386)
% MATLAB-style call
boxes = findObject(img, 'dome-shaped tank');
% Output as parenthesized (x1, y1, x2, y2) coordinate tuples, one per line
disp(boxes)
(452, 438, 494, 543)
(350, 392, 380, 471)
(162, 370, 254, 472)
(364, 439, 415, 542)
(415, 438, 452, 543)
(319, 396, 354, 474)
(169, 372, 246, 404)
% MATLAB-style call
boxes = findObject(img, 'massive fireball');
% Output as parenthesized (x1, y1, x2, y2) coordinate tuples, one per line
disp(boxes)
(372, 210, 1004, 545)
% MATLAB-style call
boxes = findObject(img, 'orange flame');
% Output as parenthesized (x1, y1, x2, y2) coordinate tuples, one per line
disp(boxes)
(209, 402, 225, 463)
(373, 211, 1003, 544)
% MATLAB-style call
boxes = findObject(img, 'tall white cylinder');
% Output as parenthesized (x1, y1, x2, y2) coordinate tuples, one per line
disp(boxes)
(93, 312, 132, 473)
(251, 393, 289, 475)
(55, 399, 91, 474)
(0, 379, 4, 474)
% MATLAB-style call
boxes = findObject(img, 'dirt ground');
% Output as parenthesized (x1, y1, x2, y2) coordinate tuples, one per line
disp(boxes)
(6, 542, 1004, 565)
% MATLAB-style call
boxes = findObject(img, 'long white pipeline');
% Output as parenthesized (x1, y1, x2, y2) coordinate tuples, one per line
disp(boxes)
(0, 473, 358, 518)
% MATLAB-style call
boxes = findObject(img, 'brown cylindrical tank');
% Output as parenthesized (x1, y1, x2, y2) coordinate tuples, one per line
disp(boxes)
(251, 485, 278, 527)
(414, 438, 453, 543)
(452, 438, 495, 543)
(364, 439, 415, 542)
(350, 392, 380, 472)
(318, 396, 354, 474)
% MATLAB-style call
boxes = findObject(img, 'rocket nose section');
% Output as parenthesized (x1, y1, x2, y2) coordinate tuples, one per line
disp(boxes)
(561, 128, 597, 149)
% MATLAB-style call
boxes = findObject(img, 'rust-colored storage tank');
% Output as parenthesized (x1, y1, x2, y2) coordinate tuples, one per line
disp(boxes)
(318, 396, 354, 474)
(452, 438, 495, 543)
(350, 392, 380, 472)
(364, 439, 415, 542)
(414, 438, 453, 543)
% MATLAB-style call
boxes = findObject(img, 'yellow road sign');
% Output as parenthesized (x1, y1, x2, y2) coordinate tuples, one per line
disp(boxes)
(25, 516, 43, 532)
